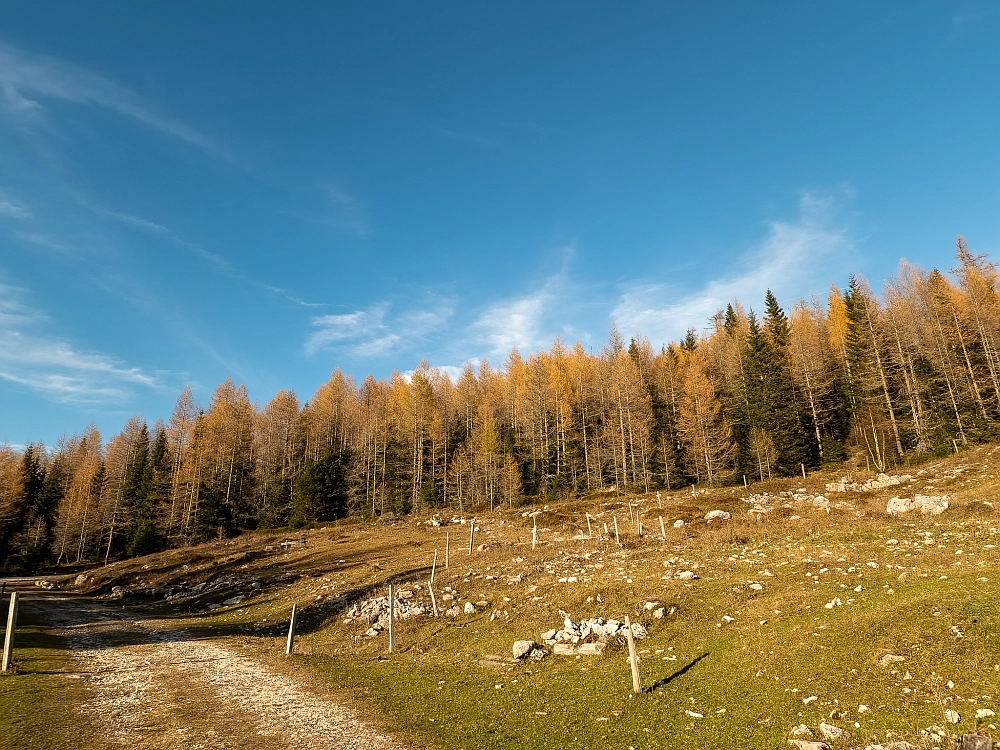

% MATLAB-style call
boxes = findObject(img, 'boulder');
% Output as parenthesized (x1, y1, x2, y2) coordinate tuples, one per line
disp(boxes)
(463, 602, 476, 614)
(705, 510, 732, 521)
(818, 722, 847, 740)
(915, 494, 949, 514)
(673, 519, 685, 528)
(878, 653, 905, 667)
(957, 736, 993, 750)
(789, 741, 830, 750)
(886, 497, 915, 515)
(512, 640, 539, 660)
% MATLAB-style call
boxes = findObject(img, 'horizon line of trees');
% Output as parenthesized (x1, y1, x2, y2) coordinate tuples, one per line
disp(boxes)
(2, 237, 998, 570)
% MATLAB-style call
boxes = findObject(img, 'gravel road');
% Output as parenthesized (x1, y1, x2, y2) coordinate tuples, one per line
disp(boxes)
(18, 592, 411, 750)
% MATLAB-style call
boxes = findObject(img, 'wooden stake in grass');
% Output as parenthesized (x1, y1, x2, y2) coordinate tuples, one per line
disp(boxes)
(285, 602, 297, 655)
(603, 522, 609, 538)
(428, 583, 439, 617)
(532, 517, 538, 550)
(468, 519, 475, 553)
(388, 584, 395, 653)
(743, 475, 748, 488)
(659, 516, 666, 539)
(2, 592, 19, 672)
(445, 532, 450, 569)
(431, 549, 438, 586)
(585, 513, 592, 539)
(614, 516, 620, 545)
(801, 463, 806, 479)
(624, 614, 641, 694)
(637, 521, 643, 538)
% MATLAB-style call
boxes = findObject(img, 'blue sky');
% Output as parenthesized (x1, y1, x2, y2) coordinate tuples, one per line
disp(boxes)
(2, 2, 1000, 446)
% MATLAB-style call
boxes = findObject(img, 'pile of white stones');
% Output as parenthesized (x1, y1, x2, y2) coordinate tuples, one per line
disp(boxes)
(538, 615, 648, 655)
(886, 494, 950, 516)
(826, 473, 912, 493)
(343, 587, 428, 637)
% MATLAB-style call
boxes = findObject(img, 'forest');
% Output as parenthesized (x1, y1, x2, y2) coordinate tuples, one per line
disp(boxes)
(2, 239, 999, 571)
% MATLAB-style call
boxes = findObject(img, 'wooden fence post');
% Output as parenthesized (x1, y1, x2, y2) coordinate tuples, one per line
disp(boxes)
(585, 513, 592, 539)
(614, 516, 620, 545)
(660, 516, 666, 539)
(468, 519, 475, 553)
(532, 517, 538, 549)
(2, 592, 18, 672)
(431, 549, 438, 587)
(428, 583, 439, 617)
(624, 614, 641, 694)
(445, 532, 450, 569)
(285, 603, 297, 655)
(388, 584, 395, 653)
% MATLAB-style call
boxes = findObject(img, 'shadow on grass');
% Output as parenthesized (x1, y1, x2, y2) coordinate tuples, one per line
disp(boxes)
(644, 652, 709, 693)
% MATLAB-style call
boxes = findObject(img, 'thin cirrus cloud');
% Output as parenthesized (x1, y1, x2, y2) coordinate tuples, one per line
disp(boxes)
(0, 282, 164, 403)
(612, 193, 857, 347)
(0, 197, 31, 220)
(306, 302, 454, 358)
(0, 41, 223, 156)
(470, 267, 576, 358)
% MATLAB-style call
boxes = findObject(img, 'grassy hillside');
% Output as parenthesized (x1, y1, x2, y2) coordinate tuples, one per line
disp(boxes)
(24, 447, 1000, 748)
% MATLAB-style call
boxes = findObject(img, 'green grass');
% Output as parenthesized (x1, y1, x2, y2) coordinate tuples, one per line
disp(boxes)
(0, 602, 110, 750)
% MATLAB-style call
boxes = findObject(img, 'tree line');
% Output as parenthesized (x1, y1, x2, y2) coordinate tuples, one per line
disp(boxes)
(2, 238, 997, 570)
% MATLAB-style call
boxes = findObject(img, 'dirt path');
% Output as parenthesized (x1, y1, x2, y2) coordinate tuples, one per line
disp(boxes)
(18, 592, 411, 750)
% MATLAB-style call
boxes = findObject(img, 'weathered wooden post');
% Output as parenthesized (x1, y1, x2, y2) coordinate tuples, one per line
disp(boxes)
(445, 532, 450, 569)
(585, 513, 592, 539)
(801, 463, 806, 479)
(532, 517, 538, 549)
(428, 583, 439, 617)
(2, 592, 18, 672)
(624, 614, 641, 694)
(468, 519, 475, 553)
(637, 520, 643, 538)
(614, 516, 620, 545)
(659, 516, 666, 539)
(431, 549, 438, 586)
(285, 603, 297, 655)
(388, 584, 395, 653)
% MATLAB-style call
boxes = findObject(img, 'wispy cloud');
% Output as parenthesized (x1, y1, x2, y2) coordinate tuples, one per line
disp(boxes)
(0, 197, 31, 219)
(612, 193, 856, 346)
(290, 184, 370, 237)
(0, 281, 165, 402)
(470, 250, 578, 357)
(307, 301, 453, 357)
(401, 359, 481, 383)
(0, 41, 223, 155)
(325, 184, 369, 236)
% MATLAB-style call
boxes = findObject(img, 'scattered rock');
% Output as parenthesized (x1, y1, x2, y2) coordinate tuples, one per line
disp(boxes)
(878, 654, 905, 667)
(673, 519, 685, 528)
(790, 724, 813, 738)
(946, 709, 961, 724)
(705, 510, 732, 521)
(818, 722, 847, 740)
(512, 640, 543, 660)
(975, 708, 996, 719)
(957, 735, 994, 750)
(887, 494, 950, 515)
(789, 741, 830, 750)
(222, 595, 245, 607)
(464, 602, 476, 615)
